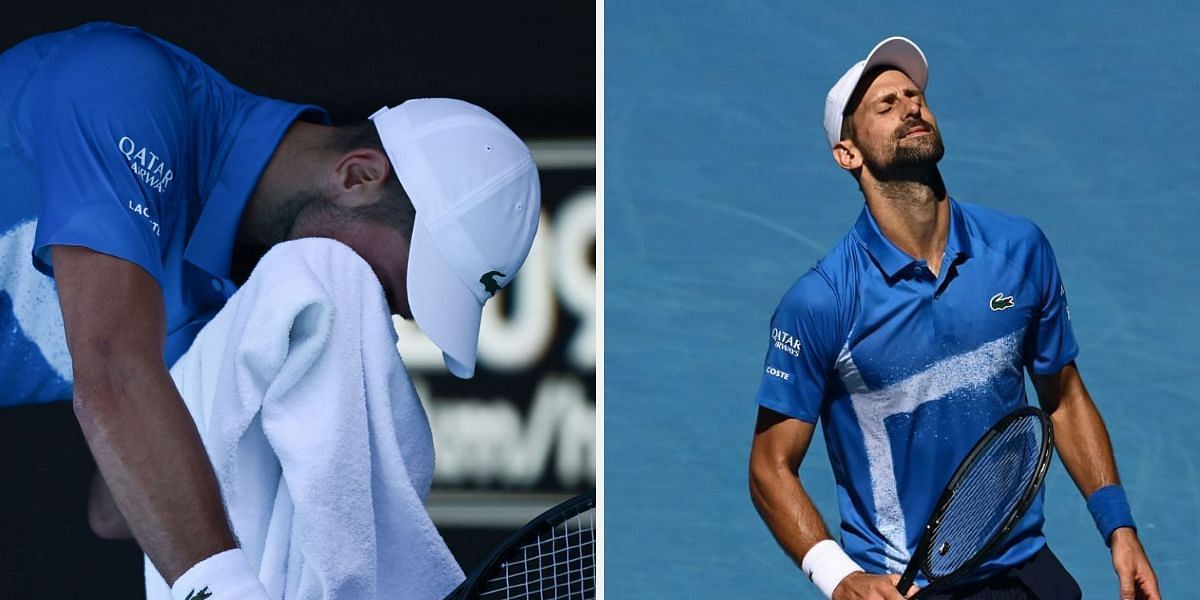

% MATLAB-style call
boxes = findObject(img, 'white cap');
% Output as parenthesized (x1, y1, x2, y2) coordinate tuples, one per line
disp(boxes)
(370, 99, 540, 378)
(824, 36, 928, 148)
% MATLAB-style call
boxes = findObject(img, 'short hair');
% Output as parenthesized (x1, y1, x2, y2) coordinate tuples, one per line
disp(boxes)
(839, 110, 857, 145)
(332, 121, 416, 237)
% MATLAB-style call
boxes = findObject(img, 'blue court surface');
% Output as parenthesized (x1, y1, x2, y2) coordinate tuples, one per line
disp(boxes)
(605, 2, 1197, 598)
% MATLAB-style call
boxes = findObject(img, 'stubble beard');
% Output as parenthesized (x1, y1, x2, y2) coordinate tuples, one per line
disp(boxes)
(893, 133, 944, 170)
(864, 123, 946, 182)
(279, 189, 338, 241)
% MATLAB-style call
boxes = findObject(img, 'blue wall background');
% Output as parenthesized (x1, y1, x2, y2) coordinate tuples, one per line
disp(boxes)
(605, 2, 1198, 598)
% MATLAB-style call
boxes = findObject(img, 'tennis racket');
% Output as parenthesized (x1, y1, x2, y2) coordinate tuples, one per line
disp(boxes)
(896, 406, 1053, 598)
(445, 488, 596, 600)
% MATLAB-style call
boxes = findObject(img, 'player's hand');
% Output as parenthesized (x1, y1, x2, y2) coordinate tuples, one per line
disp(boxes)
(1110, 528, 1160, 600)
(832, 572, 917, 600)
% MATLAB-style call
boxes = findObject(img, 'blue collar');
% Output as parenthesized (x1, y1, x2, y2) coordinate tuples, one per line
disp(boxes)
(852, 197, 974, 280)
(944, 197, 974, 261)
(183, 98, 329, 279)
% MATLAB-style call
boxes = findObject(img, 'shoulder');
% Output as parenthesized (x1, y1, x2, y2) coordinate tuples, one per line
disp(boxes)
(774, 258, 848, 335)
(22, 23, 191, 152)
(778, 267, 837, 310)
(31, 22, 182, 99)
(767, 264, 847, 361)
(46, 22, 171, 63)
(775, 226, 867, 313)
(956, 199, 1049, 255)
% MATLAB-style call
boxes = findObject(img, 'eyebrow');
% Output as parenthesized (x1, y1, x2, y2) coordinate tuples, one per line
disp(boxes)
(872, 88, 923, 104)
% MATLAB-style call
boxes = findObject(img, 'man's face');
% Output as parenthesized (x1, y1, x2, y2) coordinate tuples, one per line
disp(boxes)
(846, 68, 945, 178)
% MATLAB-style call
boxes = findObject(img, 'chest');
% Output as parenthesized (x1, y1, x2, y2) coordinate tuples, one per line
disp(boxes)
(846, 253, 1036, 390)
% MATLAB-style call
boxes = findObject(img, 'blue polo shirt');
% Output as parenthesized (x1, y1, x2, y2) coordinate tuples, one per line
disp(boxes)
(755, 198, 1077, 586)
(0, 22, 328, 406)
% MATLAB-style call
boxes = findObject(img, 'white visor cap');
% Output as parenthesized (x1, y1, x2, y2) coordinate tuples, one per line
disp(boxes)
(824, 36, 929, 148)
(371, 99, 540, 378)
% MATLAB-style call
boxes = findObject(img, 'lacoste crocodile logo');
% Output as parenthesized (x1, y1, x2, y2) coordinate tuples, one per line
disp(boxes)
(185, 587, 212, 600)
(989, 292, 1015, 311)
(480, 271, 506, 297)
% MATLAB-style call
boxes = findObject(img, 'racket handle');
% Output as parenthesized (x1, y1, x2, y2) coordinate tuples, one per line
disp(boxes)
(895, 567, 918, 599)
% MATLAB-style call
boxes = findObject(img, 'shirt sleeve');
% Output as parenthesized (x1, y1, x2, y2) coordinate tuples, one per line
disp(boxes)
(753, 270, 843, 423)
(1023, 228, 1079, 374)
(26, 26, 186, 286)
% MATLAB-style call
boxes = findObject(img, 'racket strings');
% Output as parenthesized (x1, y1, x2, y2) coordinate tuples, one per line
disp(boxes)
(479, 544, 596, 597)
(476, 506, 596, 599)
(926, 416, 1043, 577)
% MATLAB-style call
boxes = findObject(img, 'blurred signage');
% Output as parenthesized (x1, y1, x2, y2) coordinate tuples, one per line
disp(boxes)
(395, 139, 596, 493)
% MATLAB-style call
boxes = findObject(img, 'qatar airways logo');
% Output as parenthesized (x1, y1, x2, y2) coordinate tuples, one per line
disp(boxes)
(117, 136, 174, 193)
(771, 328, 802, 356)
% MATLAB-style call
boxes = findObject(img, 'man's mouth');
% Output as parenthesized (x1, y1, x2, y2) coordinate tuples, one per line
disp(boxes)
(902, 125, 930, 138)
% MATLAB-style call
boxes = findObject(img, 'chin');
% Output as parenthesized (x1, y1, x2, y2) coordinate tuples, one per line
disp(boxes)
(894, 138, 944, 166)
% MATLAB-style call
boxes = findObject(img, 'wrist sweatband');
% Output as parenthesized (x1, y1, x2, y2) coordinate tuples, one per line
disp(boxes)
(1087, 484, 1136, 546)
(801, 539, 864, 599)
(170, 548, 271, 600)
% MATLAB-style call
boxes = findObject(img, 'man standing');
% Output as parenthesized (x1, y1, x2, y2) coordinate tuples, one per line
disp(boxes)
(748, 37, 1159, 599)
(0, 22, 538, 597)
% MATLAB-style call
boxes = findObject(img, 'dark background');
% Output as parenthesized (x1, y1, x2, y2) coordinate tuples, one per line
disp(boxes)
(0, 1, 594, 137)
(1, 2, 593, 597)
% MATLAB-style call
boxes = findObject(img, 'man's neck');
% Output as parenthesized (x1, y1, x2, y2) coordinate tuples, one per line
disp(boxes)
(239, 121, 332, 246)
(861, 169, 950, 276)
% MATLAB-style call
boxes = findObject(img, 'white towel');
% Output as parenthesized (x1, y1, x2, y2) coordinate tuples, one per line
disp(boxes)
(145, 238, 464, 600)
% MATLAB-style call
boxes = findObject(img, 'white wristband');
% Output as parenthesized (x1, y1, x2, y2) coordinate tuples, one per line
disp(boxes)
(801, 539, 864, 599)
(170, 548, 271, 600)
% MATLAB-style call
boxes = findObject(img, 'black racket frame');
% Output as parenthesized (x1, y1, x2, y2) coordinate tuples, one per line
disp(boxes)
(896, 405, 1053, 598)
(445, 488, 597, 600)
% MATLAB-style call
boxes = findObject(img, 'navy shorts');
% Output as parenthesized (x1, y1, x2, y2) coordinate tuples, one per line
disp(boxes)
(923, 545, 1082, 600)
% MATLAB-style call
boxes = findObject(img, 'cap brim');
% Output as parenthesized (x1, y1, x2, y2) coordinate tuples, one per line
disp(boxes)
(863, 36, 928, 90)
(407, 214, 484, 379)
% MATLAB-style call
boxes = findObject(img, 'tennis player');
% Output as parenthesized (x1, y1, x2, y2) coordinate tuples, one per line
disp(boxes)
(0, 22, 538, 598)
(748, 37, 1159, 600)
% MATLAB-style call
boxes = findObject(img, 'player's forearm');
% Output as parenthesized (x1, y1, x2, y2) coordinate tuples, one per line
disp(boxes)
(749, 458, 834, 566)
(74, 360, 235, 584)
(1046, 377, 1121, 497)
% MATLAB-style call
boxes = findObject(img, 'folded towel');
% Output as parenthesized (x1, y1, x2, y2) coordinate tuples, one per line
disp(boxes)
(145, 238, 464, 600)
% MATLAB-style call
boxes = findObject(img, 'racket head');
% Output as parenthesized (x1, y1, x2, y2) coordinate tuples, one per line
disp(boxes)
(905, 405, 1053, 594)
(445, 488, 597, 600)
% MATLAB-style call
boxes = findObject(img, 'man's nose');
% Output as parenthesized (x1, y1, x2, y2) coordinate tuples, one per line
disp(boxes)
(901, 96, 922, 120)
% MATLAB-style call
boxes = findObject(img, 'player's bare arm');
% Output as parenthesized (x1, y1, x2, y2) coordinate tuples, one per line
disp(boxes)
(1031, 362, 1160, 600)
(53, 245, 236, 584)
(88, 470, 132, 539)
(749, 407, 832, 563)
(749, 407, 909, 600)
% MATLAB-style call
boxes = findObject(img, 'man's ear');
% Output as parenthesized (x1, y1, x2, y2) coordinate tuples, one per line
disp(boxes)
(329, 148, 391, 208)
(832, 139, 862, 171)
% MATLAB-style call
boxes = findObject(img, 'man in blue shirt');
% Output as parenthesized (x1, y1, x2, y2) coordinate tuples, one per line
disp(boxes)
(748, 37, 1159, 600)
(1, 22, 539, 597)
